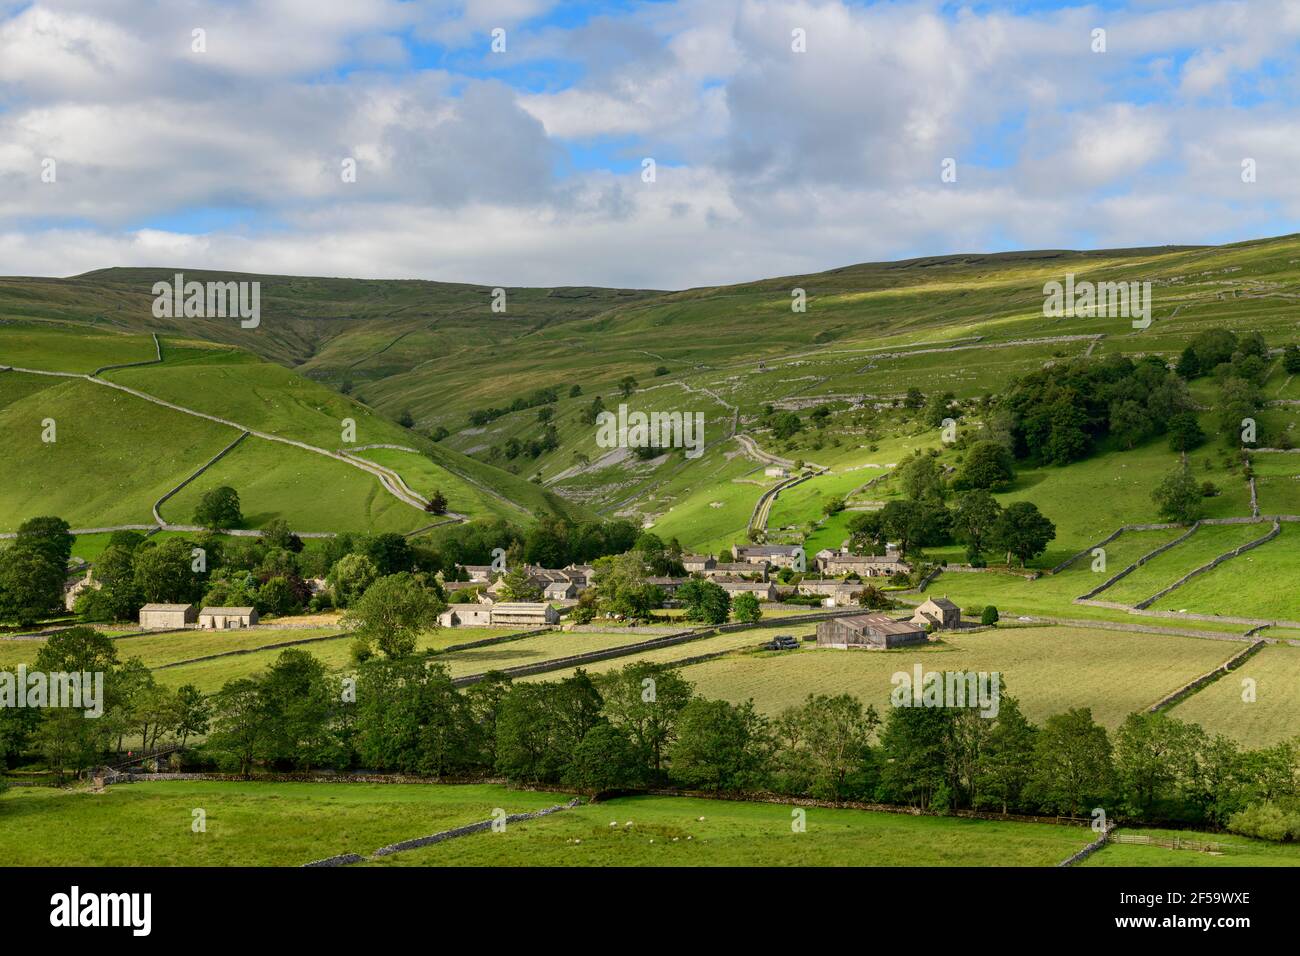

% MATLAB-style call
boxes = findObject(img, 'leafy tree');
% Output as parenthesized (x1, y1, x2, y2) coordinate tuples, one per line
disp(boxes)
(497, 565, 543, 602)
(596, 663, 694, 776)
(618, 375, 638, 398)
(973, 694, 1037, 814)
(954, 441, 1015, 491)
(1217, 377, 1261, 442)
(194, 486, 242, 530)
(1113, 712, 1206, 819)
(731, 592, 762, 624)
(563, 721, 642, 793)
(677, 578, 730, 625)
(1166, 411, 1206, 452)
(174, 684, 211, 750)
(365, 533, 414, 575)
(327, 552, 379, 608)
(1283, 344, 1300, 374)
(896, 452, 946, 501)
(32, 627, 121, 774)
(132, 538, 204, 604)
(771, 412, 803, 441)
(14, 516, 74, 569)
(1029, 707, 1113, 817)
(951, 489, 1002, 558)
(343, 573, 445, 658)
(257, 575, 302, 617)
(990, 501, 1056, 567)
(1108, 399, 1151, 450)
(847, 510, 888, 554)
(821, 495, 846, 516)
(426, 490, 448, 515)
(670, 698, 772, 792)
(880, 704, 953, 810)
(0, 546, 66, 625)
(857, 585, 893, 610)
(980, 605, 1000, 626)
(590, 552, 663, 620)
(774, 694, 879, 801)
(1152, 463, 1202, 523)
(207, 677, 270, 776)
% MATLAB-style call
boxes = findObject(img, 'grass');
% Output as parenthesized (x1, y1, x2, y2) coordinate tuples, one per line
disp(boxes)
(0, 375, 237, 532)
(1097, 522, 1272, 606)
(677, 625, 1241, 729)
(0, 781, 566, 866)
(1147, 524, 1300, 619)
(0, 321, 156, 373)
(159, 435, 431, 534)
(1168, 643, 1300, 746)
(1082, 827, 1300, 867)
(365, 793, 1090, 867)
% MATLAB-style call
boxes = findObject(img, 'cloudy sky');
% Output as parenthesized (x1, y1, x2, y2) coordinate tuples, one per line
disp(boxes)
(1, 0, 1298, 288)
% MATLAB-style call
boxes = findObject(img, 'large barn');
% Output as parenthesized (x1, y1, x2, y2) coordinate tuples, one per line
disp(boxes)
(816, 613, 927, 649)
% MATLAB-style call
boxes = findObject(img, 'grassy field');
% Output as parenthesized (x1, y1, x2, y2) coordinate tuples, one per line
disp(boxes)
(1083, 827, 1300, 867)
(0, 374, 237, 532)
(1096, 522, 1272, 606)
(160, 435, 430, 534)
(1253, 453, 1300, 515)
(0, 321, 156, 373)
(1149, 524, 1300, 620)
(366, 793, 1090, 867)
(1168, 643, 1300, 746)
(677, 625, 1241, 728)
(0, 781, 567, 866)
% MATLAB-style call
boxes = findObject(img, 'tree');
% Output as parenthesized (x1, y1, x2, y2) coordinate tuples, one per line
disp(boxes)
(14, 516, 74, 569)
(973, 695, 1037, 814)
(497, 565, 543, 602)
(33, 627, 121, 775)
(259, 649, 340, 770)
(774, 694, 879, 801)
(1217, 377, 1261, 442)
(991, 501, 1056, 567)
(174, 684, 211, 750)
(771, 412, 803, 441)
(954, 441, 1015, 491)
(0, 546, 66, 626)
(342, 573, 445, 658)
(132, 538, 204, 604)
(677, 578, 730, 625)
(426, 490, 448, 515)
(880, 704, 953, 810)
(670, 698, 772, 792)
(1108, 399, 1151, 450)
(731, 592, 762, 624)
(1284, 344, 1300, 374)
(951, 490, 1002, 558)
(596, 663, 694, 776)
(618, 375, 638, 398)
(1166, 411, 1206, 452)
(563, 721, 642, 793)
(590, 552, 663, 620)
(207, 677, 269, 776)
(857, 585, 893, 610)
(327, 553, 379, 608)
(1152, 463, 1202, 523)
(897, 452, 946, 501)
(1113, 712, 1205, 819)
(1029, 708, 1113, 817)
(980, 605, 999, 626)
(193, 486, 242, 530)
(398, 409, 415, 428)
(847, 510, 887, 554)
(365, 533, 414, 575)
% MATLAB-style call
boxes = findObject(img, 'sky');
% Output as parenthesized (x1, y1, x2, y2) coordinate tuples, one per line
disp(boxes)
(0, 0, 1298, 289)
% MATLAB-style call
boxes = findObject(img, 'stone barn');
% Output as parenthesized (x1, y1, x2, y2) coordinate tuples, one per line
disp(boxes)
(910, 597, 962, 630)
(816, 613, 927, 649)
(198, 606, 258, 629)
(439, 606, 493, 627)
(488, 602, 559, 627)
(139, 604, 196, 629)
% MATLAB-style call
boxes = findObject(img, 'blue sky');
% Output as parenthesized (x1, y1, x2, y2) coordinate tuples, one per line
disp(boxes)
(0, 0, 1297, 287)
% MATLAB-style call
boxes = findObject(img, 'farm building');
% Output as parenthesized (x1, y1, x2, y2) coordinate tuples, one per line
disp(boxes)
(198, 606, 259, 629)
(818, 551, 911, 577)
(487, 603, 560, 627)
(717, 577, 778, 601)
(798, 578, 861, 607)
(544, 580, 578, 600)
(63, 570, 99, 611)
(646, 576, 689, 596)
(911, 597, 961, 630)
(732, 544, 804, 568)
(486, 566, 587, 600)
(459, 565, 494, 583)
(681, 554, 716, 572)
(439, 606, 493, 627)
(816, 614, 927, 649)
(764, 466, 790, 478)
(703, 561, 768, 581)
(138, 603, 196, 629)
(562, 564, 595, 587)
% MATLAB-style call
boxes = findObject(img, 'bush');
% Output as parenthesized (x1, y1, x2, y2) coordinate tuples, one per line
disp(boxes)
(1228, 802, 1300, 842)
(980, 605, 999, 626)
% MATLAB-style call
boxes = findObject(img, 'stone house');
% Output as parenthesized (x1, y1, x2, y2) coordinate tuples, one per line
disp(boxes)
(139, 603, 197, 629)
(816, 613, 927, 649)
(681, 554, 716, 573)
(797, 578, 861, 607)
(910, 597, 961, 630)
(764, 466, 790, 478)
(716, 577, 778, 601)
(63, 570, 99, 611)
(439, 606, 493, 627)
(702, 561, 768, 581)
(544, 580, 578, 601)
(460, 565, 494, 583)
(732, 544, 804, 568)
(645, 576, 689, 596)
(198, 606, 259, 629)
(818, 550, 911, 577)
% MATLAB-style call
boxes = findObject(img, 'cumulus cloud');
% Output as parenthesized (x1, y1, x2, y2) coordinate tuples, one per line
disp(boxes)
(1, 0, 1298, 288)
